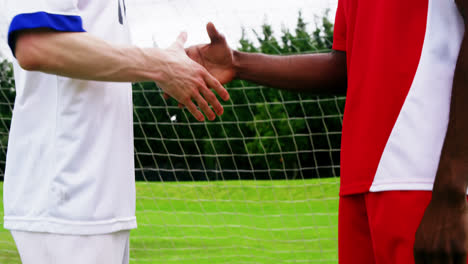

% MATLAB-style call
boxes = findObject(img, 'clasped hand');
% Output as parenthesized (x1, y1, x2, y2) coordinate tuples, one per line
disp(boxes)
(156, 32, 230, 122)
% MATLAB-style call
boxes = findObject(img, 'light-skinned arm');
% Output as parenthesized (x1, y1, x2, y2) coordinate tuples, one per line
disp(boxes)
(13, 29, 230, 121)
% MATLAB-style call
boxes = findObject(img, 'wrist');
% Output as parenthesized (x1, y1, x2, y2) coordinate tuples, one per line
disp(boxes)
(232, 50, 244, 80)
(133, 47, 167, 83)
(432, 164, 468, 207)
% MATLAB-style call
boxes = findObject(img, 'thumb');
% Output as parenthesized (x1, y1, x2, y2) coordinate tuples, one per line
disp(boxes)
(206, 22, 225, 44)
(171, 32, 188, 49)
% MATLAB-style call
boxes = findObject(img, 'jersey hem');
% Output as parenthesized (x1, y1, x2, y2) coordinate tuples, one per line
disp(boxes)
(340, 180, 443, 196)
(369, 180, 435, 192)
(340, 182, 372, 196)
(4, 216, 137, 235)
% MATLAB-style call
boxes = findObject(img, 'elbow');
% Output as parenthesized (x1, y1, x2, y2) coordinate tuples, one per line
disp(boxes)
(14, 33, 46, 72)
(17, 54, 42, 72)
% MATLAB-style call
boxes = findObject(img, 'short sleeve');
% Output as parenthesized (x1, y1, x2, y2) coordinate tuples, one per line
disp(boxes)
(6, 0, 86, 56)
(332, 0, 347, 52)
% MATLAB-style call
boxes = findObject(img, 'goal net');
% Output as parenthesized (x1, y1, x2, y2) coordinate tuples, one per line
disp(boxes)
(0, 0, 343, 263)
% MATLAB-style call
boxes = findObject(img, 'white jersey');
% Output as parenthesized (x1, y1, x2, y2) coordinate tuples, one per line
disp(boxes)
(4, 0, 137, 235)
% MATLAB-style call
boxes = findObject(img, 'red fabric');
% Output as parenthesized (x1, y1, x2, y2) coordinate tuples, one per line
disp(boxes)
(332, 0, 429, 195)
(339, 191, 447, 264)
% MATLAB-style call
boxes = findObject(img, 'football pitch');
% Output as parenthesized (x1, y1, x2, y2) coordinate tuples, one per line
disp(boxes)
(0, 178, 339, 263)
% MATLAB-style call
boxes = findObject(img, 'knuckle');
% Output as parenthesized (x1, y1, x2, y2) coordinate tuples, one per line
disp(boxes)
(183, 96, 192, 104)
(196, 81, 205, 88)
(191, 87, 200, 95)
(196, 68, 205, 75)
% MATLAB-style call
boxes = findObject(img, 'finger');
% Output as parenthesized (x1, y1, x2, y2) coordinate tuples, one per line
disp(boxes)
(193, 92, 216, 121)
(207, 22, 226, 44)
(184, 100, 205, 122)
(204, 71, 230, 102)
(200, 86, 224, 116)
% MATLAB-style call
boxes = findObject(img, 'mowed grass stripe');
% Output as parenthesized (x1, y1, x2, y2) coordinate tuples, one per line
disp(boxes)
(0, 178, 339, 264)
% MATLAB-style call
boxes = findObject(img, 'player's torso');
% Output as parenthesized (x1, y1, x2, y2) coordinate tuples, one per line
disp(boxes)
(4, 0, 136, 233)
(339, 0, 465, 195)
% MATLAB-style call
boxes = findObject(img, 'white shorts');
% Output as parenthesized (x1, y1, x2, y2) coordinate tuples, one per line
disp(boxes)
(11, 230, 130, 264)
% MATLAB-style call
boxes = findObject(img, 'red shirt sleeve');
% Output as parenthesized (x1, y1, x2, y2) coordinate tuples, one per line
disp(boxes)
(333, 0, 347, 51)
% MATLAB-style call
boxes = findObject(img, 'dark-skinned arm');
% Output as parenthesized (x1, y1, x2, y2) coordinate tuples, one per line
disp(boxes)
(233, 50, 347, 94)
(185, 23, 347, 95)
(414, 1, 468, 263)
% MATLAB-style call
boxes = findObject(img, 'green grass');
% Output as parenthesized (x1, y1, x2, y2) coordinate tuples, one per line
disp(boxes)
(0, 178, 339, 264)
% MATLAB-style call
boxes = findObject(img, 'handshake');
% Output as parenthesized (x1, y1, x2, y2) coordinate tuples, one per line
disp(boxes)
(157, 23, 236, 122)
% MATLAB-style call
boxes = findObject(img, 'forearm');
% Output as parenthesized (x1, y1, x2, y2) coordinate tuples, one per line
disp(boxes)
(15, 30, 169, 83)
(432, 33, 468, 203)
(13, 29, 228, 121)
(233, 50, 347, 94)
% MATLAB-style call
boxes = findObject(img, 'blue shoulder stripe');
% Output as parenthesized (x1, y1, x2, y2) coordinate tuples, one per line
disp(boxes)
(8, 12, 86, 57)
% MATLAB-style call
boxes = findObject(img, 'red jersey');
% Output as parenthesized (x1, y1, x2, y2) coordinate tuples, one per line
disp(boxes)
(333, 0, 465, 195)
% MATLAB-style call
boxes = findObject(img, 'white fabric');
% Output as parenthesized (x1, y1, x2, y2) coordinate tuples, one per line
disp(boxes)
(370, 0, 465, 192)
(4, 0, 137, 234)
(11, 230, 130, 264)
(5, 0, 80, 17)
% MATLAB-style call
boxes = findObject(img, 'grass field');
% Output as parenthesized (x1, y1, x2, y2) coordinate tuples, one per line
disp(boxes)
(0, 178, 339, 264)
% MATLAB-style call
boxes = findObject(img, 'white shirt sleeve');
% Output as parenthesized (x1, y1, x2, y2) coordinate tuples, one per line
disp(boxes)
(6, 0, 85, 56)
